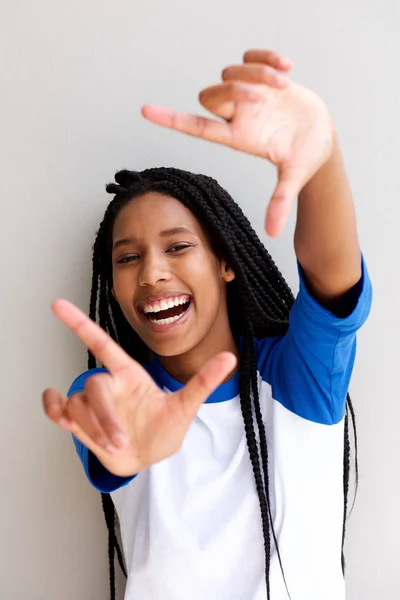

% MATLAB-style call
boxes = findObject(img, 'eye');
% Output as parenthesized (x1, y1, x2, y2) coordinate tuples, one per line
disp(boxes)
(167, 243, 192, 253)
(116, 254, 139, 264)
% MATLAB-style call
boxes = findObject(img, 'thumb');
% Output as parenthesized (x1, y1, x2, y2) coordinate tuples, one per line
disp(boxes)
(177, 352, 238, 419)
(265, 163, 306, 237)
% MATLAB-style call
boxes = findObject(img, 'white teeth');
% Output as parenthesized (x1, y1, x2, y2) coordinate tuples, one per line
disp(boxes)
(151, 313, 183, 325)
(143, 296, 190, 314)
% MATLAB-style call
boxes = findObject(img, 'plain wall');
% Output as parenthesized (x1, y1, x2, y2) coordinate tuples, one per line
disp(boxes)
(1, 1, 399, 598)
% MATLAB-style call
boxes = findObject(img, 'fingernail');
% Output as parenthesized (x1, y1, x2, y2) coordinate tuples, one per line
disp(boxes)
(112, 432, 128, 448)
(59, 418, 70, 428)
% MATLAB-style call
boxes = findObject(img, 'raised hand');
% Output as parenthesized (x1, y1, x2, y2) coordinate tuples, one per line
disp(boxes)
(141, 48, 335, 238)
(43, 300, 236, 477)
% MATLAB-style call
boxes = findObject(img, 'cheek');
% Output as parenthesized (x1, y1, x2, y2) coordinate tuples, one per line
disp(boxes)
(181, 248, 220, 284)
(112, 268, 137, 299)
(182, 257, 220, 296)
(112, 271, 139, 325)
(183, 257, 223, 318)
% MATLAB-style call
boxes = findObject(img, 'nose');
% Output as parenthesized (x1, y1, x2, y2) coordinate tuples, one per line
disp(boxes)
(138, 250, 172, 287)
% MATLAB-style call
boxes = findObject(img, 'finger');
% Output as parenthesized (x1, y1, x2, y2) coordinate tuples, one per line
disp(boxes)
(51, 300, 147, 384)
(243, 49, 295, 71)
(84, 373, 128, 448)
(66, 391, 120, 454)
(43, 389, 123, 459)
(222, 64, 290, 89)
(265, 163, 306, 237)
(142, 104, 233, 145)
(178, 352, 237, 419)
(64, 415, 117, 462)
(199, 81, 264, 120)
(43, 388, 73, 428)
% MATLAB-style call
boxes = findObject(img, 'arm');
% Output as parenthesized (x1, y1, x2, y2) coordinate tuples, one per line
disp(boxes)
(256, 256, 372, 425)
(295, 130, 362, 307)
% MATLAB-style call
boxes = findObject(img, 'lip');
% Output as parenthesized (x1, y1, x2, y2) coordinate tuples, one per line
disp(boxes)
(136, 291, 192, 312)
(138, 299, 192, 333)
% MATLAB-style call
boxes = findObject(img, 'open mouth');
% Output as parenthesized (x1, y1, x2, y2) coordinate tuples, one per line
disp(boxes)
(140, 297, 192, 326)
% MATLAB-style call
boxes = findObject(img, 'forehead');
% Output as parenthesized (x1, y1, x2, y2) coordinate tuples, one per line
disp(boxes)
(112, 192, 205, 239)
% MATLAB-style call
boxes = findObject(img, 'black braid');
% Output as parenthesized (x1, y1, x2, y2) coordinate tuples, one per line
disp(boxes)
(347, 394, 359, 513)
(342, 408, 350, 574)
(87, 166, 358, 599)
(341, 392, 358, 575)
(101, 493, 116, 600)
(248, 331, 291, 599)
(240, 324, 272, 598)
(89, 224, 128, 591)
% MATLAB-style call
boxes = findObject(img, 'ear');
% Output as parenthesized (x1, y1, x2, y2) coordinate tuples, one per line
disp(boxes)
(221, 260, 235, 283)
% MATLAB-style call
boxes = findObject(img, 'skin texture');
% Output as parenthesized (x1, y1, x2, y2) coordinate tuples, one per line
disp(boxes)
(42, 194, 240, 473)
(43, 47, 361, 462)
(111, 192, 238, 383)
(142, 48, 361, 298)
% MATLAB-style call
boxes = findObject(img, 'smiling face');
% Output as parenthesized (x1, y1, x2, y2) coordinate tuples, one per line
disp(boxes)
(111, 192, 235, 363)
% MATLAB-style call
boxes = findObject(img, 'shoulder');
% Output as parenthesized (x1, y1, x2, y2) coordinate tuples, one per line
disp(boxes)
(252, 254, 372, 425)
(67, 368, 108, 396)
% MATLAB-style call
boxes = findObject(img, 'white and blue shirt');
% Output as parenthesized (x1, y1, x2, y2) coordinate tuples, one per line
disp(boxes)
(68, 257, 372, 600)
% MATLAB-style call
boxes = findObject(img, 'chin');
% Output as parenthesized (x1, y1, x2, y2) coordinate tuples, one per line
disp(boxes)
(148, 338, 197, 358)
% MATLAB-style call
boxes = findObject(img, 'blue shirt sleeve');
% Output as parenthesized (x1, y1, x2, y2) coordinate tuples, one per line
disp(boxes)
(67, 369, 136, 493)
(255, 254, 372, 425)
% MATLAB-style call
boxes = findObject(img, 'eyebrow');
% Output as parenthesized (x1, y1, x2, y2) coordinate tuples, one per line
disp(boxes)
(112, 227, 196, 250)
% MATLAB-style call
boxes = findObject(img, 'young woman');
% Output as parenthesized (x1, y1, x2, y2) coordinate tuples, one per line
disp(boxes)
(43, 49, 372, 600)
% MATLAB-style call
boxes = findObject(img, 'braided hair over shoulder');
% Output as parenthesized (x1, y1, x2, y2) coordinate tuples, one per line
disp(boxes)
(88, 166, 358, 599)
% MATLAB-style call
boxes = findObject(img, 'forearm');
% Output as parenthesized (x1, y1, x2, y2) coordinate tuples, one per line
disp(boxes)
(294, 130, 362, 303)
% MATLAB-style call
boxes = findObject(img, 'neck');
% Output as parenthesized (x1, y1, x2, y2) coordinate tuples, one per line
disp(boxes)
(158, 320, 240, 385)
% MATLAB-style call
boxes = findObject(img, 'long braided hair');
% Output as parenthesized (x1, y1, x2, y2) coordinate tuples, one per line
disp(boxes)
(87, 166, 358, 599)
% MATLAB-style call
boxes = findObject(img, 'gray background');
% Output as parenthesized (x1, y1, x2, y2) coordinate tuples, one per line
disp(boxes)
(1, 0, 399, 598)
